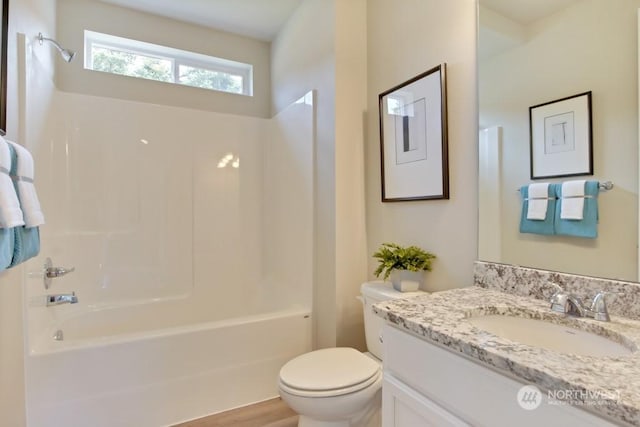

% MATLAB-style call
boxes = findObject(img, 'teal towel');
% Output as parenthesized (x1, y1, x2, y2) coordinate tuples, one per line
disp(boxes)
(7, 144, 39, 267)
(0, 227, 13, 270)
(519, 184, 556, 235)
(0, 143, 15, 271)
(555, 181, 599, 239)
(10, 226, 39, 266)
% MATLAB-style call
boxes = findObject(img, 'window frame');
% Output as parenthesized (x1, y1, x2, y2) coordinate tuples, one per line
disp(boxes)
(84, 30, 253, 96)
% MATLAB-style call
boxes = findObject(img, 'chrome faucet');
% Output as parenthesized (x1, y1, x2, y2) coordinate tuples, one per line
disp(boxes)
(46, 292, 78, 307)
(590, 292, 615, 322)
(43, 257, 76, 289)
(549, 285, 616, 322)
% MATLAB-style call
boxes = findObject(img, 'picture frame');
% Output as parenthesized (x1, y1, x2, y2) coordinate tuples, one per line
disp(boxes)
(0, 0, 7, 136)
(378, 64, 449, 202)
(529, 91, 593, 179)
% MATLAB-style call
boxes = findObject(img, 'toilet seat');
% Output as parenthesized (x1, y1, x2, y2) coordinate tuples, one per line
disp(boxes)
(279, 347, 381, 398)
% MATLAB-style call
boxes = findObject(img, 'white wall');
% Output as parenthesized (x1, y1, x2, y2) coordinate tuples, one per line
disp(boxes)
(23, 76, 317, 343)
(366, 0, 479, 292)
(55, 0, 272, 118)
(27, 90, 268, 306)
(479, 0, 639, 281)
(0, 0, 57, 424)
(263, 92, 314, 311)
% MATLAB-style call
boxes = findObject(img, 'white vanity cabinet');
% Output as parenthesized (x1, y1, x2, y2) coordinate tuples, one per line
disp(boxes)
(381, 324, 623, 427)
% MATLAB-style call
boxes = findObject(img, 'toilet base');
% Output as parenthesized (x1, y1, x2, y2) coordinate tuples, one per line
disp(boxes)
(294, 389, 381, 427)
(298, 416, 349, 427)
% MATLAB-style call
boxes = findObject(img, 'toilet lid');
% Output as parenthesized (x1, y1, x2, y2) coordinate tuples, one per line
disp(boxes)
(279, 347, 380, 392)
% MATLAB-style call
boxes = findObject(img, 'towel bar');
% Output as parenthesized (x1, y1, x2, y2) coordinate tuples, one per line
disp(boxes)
(517, 181, 613, 192)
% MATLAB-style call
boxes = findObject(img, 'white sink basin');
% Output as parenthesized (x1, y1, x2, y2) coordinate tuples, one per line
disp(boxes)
(468, 315, 633, 357)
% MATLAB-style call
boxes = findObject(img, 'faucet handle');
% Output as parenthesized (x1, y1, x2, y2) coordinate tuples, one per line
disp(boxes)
(548, 281, 567, 312)
(43, 257, 76, 289)
(548, 281, 564, 299)
(550, 290, 569, 313)
(590, 291, 622, 322)
(548, 281, 563, 293)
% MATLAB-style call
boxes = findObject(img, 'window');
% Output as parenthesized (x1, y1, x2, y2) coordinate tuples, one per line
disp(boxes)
(84, 31, 253, 96)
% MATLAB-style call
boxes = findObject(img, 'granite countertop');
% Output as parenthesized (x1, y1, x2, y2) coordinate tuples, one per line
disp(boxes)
(373, 286, 640, 426)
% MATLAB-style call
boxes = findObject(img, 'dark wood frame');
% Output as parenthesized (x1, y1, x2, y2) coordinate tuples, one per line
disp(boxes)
(529, 91, 593, 180)
(0, 0, 8, 136)
(378, 64, 449, 202)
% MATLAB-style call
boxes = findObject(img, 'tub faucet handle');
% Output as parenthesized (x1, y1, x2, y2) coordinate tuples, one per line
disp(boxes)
(43, 257, 75, 289)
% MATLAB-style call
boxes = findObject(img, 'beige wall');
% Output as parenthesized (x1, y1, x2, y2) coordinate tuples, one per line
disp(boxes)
(335, 0, 368, 349)
(271, 0, 337, 348)
(366, 0, 479, 292)
(479, 0, 639, 281)
(1, 0, 58, 424)
(273, 0, 479, 348)
(56, 0, 272, 118)
(271, 0, 370, 350)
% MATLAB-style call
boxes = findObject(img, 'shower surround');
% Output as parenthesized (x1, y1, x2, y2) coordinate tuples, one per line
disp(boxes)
(19, 36, 314, 426)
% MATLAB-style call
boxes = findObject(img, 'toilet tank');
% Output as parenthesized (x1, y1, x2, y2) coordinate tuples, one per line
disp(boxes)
(360, 281, 426, 360)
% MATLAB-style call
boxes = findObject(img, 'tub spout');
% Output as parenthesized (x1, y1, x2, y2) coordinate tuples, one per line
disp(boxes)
(46, 292, 78, 307)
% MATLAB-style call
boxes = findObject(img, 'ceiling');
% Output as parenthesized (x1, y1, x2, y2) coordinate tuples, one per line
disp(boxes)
(98, 0, 303, 41)
(98, 0, 581, 43)
(481, 0, 582, 25)
(479, 0, 583, 60)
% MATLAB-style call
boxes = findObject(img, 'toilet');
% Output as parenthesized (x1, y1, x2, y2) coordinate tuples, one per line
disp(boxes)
(278, 281, 426, 427)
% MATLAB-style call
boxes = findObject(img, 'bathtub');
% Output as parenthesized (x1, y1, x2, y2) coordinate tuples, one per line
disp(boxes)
(25, 304, 312, 427)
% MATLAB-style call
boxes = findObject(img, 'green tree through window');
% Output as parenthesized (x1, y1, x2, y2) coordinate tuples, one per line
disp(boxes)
(85, 31, 252, 96)
(179, 65, 242, 93)
(92, 46, 172, 83)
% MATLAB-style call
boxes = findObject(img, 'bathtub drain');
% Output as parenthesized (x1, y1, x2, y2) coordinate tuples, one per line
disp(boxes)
(53, 329, 64, 341)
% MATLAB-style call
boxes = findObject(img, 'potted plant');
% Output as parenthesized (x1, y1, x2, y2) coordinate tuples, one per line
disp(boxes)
(373, 242, 436, 292)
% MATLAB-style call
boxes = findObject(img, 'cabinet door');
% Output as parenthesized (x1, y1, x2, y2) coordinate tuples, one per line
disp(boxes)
(383, 325, 623, 427)
(383, 374, 470, 427)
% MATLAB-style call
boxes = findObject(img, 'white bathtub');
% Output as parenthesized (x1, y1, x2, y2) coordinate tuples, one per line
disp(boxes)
(25, 305, 312, 427)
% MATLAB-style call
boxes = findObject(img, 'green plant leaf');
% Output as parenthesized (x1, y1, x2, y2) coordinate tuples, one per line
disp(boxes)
(372, 242, 436, 281)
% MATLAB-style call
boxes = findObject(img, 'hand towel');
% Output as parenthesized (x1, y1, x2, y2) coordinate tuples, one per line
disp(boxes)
(526, 183, 550, 220)
(560, 180, 586, 220)
(0, 138, 24, 228)
(9, 226, 39, 267)
(0, 228, 14, 270)
(7, 143, 39, 266)
(555, 181, 599, 239)
(519, 184, 556, 235)
(6, 140, 44, 227)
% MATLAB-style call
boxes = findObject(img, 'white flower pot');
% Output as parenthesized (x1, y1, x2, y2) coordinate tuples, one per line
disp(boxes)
(390, 270, 423, 292)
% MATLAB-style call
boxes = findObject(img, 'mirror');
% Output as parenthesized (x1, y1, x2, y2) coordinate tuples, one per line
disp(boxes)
(478, 0, 638, 281)
(0, 0, 7, 135)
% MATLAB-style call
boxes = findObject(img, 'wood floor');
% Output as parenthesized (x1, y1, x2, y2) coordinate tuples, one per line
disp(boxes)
(173, 398, 298, 427)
